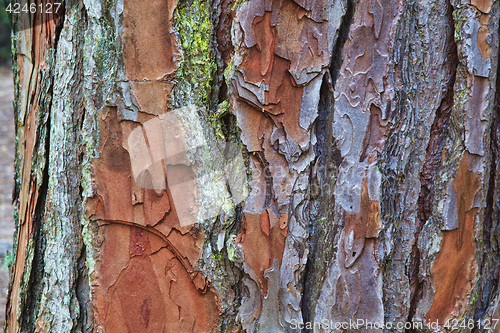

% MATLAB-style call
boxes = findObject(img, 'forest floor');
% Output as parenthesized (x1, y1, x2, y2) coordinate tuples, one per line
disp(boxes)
(0, 64, 15, 331)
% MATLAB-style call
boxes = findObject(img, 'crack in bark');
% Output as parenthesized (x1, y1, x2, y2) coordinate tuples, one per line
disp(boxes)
(97, 219, 195, 274)
(75, 246, 93, 333)
(300, 0, 355, 326)
(213, 0, 233, 105)
(407, 0, 458, 322)
(301, 72, 341, 329)
(23, 71, 55, 327)
(329, 0, 354, 86)
(202, 8, 248, 328)
(6, 3, 67, 329)
(75, 9, 92, 328)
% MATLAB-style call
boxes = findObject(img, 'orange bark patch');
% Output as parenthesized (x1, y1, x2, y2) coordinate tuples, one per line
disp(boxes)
(477, 14, 491, 59)
(253, 13, 276, 76)
(344, 178, 381, 267)
(238, 210, 287, 294)
(360, 105, 389, 162)
(471, 0, 493, 13)
(236, 9, 307, 147)
(130, 82, 174, 116)
(240, 47, 306, 145)
(87, 108, 219, 331)
(97, 224, 218, 332)
(123, 0, 179, 80)
(426, 153, 481, 323)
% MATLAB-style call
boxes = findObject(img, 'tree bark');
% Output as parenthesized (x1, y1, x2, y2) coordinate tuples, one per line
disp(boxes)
(5, 0, 500, 331)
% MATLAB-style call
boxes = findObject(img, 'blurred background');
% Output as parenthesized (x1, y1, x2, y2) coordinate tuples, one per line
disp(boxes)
(0, 0, 9, 62)
(0, 0, 15, 330)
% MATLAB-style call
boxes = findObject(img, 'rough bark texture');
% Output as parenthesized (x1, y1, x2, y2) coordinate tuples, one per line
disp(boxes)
(5, 0, 500, 331)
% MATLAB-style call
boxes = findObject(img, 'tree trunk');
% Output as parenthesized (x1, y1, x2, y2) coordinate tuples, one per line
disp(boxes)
(5, 0, 500, 331)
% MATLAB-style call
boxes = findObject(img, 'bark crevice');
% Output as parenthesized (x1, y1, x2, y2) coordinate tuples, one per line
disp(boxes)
(408, 45, 458, 325)
(406, 0, 458, 323)
(6, 3, 67, 328)
(329, 0, 354, 86)
(300, 0, 354, 318)
(20, 107, 50, 330)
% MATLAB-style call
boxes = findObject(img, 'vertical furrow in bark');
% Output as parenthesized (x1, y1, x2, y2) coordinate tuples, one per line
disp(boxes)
(328, 0, 353, 86)
(311, 0, 460, 326)
(36, 0, 87, 330)
(300, 0, 354, 318)
(300, 72, 340, 328)
(20, 85, 51, 331)
(313, 0, 402, 325)
(212, 0, 232, 105)
(378, 0, 461, 326)
(228, 0, 348, 329)
(408, 0, 458, 322)
(411, 0, 500, 326)
(202, 0, 250, 330)
(6, 1, 65, 331)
